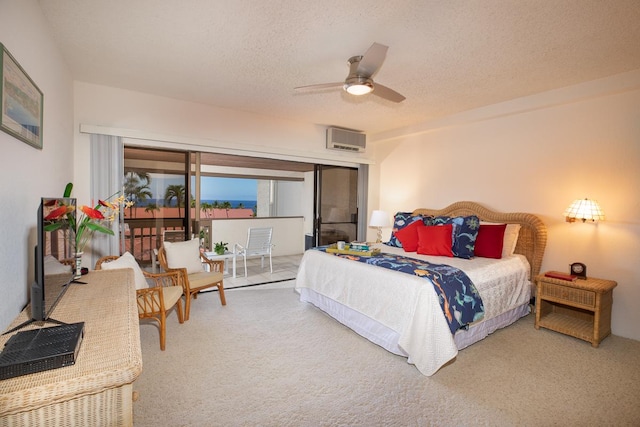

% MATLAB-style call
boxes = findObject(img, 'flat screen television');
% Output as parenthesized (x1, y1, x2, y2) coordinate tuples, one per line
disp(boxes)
(5, 198, 77, 334)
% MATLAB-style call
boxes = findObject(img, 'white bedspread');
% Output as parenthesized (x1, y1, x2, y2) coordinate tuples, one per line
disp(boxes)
(295, 244, 531, 376)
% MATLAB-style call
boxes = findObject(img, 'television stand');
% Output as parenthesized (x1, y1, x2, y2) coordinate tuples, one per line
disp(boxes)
(1, 269, 141, 425)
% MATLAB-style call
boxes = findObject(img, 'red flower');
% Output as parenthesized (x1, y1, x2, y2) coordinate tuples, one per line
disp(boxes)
(44, 206, 72, 221)
(80, 205, 105, 220)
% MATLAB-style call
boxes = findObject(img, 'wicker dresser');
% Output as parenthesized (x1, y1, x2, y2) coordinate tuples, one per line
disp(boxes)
(534, 274, 617, 347)
(0, 269, 142, 426)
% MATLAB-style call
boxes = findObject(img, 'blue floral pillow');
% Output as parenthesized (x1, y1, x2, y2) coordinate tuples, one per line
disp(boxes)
(384, 212, 429, 248)
(431, 215, 480, 259)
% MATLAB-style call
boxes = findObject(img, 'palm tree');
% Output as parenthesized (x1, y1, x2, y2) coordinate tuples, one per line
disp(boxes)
(124, 171, 152, 217)
(144, 203, 160, 218)
(201, 202, 212, 218)
(221, 201, 232, 218)
(211, 200, 220, 218)
(164, 185, 186, 217)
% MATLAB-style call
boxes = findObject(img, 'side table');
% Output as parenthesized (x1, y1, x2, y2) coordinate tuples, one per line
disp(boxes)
(534, 273, 617, 347)
(204, 251, 237, 278)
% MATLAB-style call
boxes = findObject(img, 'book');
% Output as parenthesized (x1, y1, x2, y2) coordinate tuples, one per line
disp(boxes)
(544, 271, 577, 281)
(349, 242, 370, 251)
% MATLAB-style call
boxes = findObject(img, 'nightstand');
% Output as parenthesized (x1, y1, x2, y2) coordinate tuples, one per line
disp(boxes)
(534, 274, 617, 347)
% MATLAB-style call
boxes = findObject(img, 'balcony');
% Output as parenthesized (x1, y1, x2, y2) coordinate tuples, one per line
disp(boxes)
(124, 216, 305, 268)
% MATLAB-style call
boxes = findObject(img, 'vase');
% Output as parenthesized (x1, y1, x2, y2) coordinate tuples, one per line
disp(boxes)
(74, 252, 83, 279)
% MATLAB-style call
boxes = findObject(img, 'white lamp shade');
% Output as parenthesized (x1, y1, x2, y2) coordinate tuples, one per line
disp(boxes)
(564, 198, 605, 222)
(369, 210, 390, 227)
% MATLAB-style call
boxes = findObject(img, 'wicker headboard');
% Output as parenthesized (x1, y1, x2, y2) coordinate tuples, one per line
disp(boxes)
(412, 201, 547, 279)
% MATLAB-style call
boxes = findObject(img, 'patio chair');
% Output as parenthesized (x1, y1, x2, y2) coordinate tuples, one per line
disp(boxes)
(234, 227, 274, 277)
(158, 238, 226, 321)
(95, 252, 184, 351)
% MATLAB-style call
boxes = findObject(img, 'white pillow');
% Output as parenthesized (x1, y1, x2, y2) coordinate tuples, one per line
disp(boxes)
(163, 238, 204, 274)
(101, 251, 148, 290)
(502, 224, 521, 257)
(44, 255, 72, 275)
(479, 222, 521, 258)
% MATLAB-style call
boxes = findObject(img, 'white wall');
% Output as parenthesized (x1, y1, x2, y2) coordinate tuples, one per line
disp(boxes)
(202, 217, 305, 257)
(372, 72, 640, 341)
(0, 0, 75, 330)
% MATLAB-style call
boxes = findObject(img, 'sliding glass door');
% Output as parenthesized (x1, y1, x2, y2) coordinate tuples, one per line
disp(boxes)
(314, 165, 359, 246)
(123, 147, 190, 266)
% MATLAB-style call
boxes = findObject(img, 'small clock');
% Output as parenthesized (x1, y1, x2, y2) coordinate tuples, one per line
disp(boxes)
(570, 262, 587, 279)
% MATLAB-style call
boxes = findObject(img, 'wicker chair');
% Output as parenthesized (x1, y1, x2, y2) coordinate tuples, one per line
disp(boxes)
(95, 255, 184, 351)
(158, 241, 226, 321)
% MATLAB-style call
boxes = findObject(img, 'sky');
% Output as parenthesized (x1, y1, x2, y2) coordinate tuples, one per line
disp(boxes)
(147, 173, 257, 201)
(199, 176, 257, 201)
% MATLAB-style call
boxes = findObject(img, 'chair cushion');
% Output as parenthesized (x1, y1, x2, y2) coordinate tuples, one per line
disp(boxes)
(101, 251, 148, 290)
(188, 271, 223, 290)
(163, 238, 204, 274)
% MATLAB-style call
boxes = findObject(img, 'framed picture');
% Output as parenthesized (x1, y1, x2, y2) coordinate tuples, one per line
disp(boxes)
(0, 43, 43, 149)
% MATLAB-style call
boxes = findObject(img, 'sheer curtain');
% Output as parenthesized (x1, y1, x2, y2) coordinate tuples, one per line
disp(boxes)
(89, 134, 124, 267)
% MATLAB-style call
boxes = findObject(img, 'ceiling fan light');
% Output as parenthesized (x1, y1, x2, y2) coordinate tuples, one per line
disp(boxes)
(345, 82, 373, 95)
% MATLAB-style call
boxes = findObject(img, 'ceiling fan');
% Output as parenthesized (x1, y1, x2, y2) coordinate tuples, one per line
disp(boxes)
(295, 42, 406, 103)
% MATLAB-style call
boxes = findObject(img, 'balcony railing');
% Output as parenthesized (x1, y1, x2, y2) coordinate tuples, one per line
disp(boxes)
(124, 218, 184, 266)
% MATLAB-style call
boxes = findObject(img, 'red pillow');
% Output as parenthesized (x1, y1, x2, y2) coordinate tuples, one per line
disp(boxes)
(394, 220, 424, 252)
(474, 224, 507, 259)
(416, 224, 454, 257)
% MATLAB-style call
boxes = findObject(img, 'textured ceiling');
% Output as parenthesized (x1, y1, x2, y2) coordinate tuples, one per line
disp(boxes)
(38, 0, 640, 135)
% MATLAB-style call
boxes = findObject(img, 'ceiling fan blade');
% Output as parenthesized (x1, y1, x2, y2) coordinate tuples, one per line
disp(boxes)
(294, 82, 343, 91)
(372, 83, 406, 103)
(356, 42, 388, 78)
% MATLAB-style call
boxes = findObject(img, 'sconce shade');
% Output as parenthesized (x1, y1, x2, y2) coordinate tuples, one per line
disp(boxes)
(564, 198, 605, 223)
(369, 210, 390, 227)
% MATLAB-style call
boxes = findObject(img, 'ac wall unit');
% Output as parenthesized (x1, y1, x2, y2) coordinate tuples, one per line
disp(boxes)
(326, 127, 366, 152)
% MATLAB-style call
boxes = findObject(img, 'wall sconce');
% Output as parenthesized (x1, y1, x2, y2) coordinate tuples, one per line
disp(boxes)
(369, 210, 390, 243)
(564, 198, 605, 223)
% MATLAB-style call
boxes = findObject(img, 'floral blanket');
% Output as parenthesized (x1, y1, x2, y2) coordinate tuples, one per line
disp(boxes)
(316, 248, 484, 334)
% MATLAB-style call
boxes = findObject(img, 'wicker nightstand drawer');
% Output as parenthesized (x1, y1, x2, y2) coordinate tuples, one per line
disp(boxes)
(539, 281, 595, 308)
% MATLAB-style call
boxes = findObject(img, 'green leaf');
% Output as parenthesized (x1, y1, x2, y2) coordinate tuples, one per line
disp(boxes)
(44, 222, 64, 232)
(63, 182, 73, 198)
(84, 222, 115, 236)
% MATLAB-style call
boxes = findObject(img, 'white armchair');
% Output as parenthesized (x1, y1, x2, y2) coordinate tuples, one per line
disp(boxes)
(234, 227, 274, 277)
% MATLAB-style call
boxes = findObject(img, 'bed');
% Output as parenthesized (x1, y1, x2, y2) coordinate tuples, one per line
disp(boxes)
(295, 201, 547, 376)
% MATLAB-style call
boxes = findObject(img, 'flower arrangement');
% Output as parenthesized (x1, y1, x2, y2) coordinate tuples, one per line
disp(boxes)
(44, 183, 134, 253)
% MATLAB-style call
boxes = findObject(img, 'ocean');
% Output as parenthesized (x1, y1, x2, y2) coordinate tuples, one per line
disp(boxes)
(137, 199, 257, 210)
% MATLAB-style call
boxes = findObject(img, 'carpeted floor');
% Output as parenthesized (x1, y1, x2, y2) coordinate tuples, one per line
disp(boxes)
(133, 287, 640, 427)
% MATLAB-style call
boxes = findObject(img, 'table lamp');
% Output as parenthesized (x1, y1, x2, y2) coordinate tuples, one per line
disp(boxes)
(369, 210, 390, 243)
